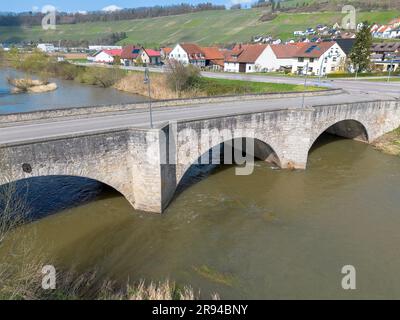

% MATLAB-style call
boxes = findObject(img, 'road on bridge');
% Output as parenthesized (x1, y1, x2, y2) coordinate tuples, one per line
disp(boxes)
(0, 71, 399, 145)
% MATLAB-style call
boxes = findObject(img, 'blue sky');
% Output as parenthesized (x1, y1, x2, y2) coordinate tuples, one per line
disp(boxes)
(0, 0, 240, 13)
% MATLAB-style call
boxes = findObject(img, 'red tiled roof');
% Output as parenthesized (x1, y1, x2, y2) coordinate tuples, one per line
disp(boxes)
(270, 42, 336, 59)
(104, 49, 122, 57)
(294, 42, 336, 58)
(270, 43, 304, 59)
(180, 43, 205, 60)
(162, 47, 173, 55)
(121, 45, 141, 59)
(144, 49, 161, 57)
(201, 47, 224, 60)
(236, 44, 268, 63)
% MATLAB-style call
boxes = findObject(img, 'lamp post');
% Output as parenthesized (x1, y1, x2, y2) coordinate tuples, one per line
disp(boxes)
(387, 55, 395, 83)
(355, 64, 359, 80)
(301, 62, 309, 109)
(144, 67, 153, 129)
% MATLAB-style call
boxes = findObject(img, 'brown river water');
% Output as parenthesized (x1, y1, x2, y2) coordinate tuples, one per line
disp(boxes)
(3, 134, 400, 299)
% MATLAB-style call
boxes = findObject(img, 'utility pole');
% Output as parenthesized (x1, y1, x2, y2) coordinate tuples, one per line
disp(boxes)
(302, 62, 309, 109)
(144, 67, 153, 129)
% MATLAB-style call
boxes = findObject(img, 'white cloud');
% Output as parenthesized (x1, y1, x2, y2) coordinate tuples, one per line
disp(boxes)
(32, 6, 39, 12)
(77, 10, 88, 15)
(102, 5, 123, 12)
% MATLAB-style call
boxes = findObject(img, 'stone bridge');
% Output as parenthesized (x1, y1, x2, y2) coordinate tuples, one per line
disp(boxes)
(1, 100, 399, 213)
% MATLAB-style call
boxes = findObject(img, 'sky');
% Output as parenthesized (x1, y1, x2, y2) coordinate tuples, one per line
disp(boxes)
(0, 0, 242, 13)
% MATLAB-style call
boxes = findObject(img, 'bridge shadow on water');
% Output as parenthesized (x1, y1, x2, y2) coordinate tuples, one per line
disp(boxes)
(0, 176, 122, 222)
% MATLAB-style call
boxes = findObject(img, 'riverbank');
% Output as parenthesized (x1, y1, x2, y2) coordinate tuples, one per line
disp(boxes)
(115, 71, 323, 99)
(372, 127, 400, 156)
(4, 51, 323, 100)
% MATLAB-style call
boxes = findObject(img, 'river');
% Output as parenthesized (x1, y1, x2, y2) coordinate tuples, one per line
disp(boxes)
(3, 134, 400, 299)
(0, 68, 145, 114)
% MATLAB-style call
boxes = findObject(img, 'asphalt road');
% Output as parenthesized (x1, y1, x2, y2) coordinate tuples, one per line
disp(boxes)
(0, 72, 399, 145)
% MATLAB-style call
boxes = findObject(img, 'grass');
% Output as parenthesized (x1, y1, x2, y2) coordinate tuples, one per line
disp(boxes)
(198, 77, 323, 95)
(0, 9, 398, 46)
(114, 72, 325, 99)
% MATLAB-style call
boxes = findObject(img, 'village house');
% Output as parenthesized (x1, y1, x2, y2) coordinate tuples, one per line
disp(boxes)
(169, 43, 206, 67)
(160, 47, 173, 60)
(120, 45, 142, 66)
(261, 44, 301, 72)
(140, 48, 162, 65)
(290, 42, 346, 75)
(223, 44, 270, 73)
(37, 43, 55, 53)
(169, 43, 224, 69)
(371, 42, 400, 72)
(93, 49, 122, 64)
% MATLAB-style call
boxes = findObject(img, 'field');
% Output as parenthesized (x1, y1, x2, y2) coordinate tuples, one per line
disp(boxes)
(0, 9, 398, 47)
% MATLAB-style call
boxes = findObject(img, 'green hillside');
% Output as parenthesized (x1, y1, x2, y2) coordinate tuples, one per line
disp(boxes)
(0, 8, 398, 47)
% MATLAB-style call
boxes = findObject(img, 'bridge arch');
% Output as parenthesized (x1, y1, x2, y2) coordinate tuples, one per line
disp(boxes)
(0, 175, 127, 218)
(0, 173, 135, 208)
(310, 119, 370, 150)
(176, 136, 282, 187)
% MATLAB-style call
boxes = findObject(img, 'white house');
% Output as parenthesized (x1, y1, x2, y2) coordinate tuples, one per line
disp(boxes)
(223, 44, 269, 73)
(261, 44, 300, 72)
(169, 43, 224, 69)
(290, 42, 346, 75)
(93, 49, 122, 64)
(37, 43, 55, 53)
(169, 43, 205, 67)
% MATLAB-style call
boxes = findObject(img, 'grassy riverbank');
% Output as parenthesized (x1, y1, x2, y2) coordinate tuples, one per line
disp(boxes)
(114, 71, 323, 99)
(372, 127, 400, 156)
(3, 51, 323, 100)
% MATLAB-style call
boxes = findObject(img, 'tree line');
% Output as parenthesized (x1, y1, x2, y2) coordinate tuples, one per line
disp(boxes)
(0, 3, 225, 27)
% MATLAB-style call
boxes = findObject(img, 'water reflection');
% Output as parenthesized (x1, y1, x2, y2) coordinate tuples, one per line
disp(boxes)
(0, 68, 145, 114)
(2, 134, 400, 299)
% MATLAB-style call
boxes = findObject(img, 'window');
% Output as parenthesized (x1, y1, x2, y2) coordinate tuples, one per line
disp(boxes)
(248, 65, 251, 71)
(308, 67, 313, 73)
(331, 66, 335, 71)
(310, 58, 315, 63)
(333, 57, 337, 62)
(298, 57, 304, 62)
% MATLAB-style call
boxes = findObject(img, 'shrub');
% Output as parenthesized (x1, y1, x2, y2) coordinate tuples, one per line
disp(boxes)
(165, 60, 201, 96)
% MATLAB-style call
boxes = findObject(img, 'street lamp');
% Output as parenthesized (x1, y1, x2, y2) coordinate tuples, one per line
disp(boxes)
(301, 62, 309, 109)
(144, 67, 153, 129)
(354, 64, 359, 80)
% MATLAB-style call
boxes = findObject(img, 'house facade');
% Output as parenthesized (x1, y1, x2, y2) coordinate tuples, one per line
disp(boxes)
(94, 49, 122, 64)
(121, 45, 141, 66)
(261, 44, 300, 72)
(141, 49, 162, 65)
(169, 43, 224, 69)
(169, 43, 204, 66)
(223, 44, 269, 73)
(290, 42, 346, 75)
